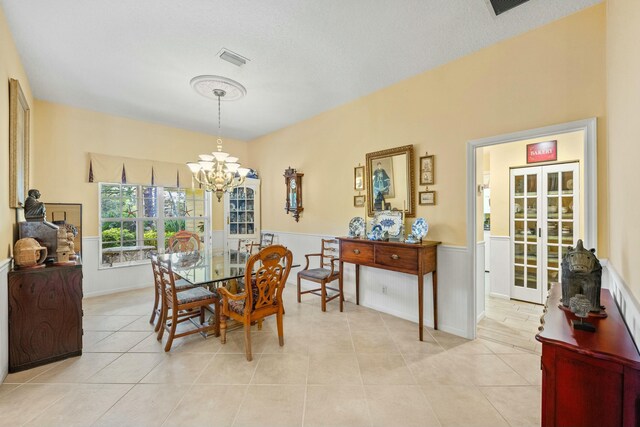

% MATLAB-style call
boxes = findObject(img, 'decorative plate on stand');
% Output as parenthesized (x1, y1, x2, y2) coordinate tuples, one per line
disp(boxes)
(371, 210, 404, 238)
(348, 217, 365, 237)
(412, 218, 429, 240)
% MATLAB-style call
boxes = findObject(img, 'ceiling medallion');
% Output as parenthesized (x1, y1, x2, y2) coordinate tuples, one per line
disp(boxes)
(190, 75, 247, 101)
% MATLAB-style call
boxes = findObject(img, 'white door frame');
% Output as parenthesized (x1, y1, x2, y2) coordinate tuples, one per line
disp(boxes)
(466, 118, 597, 338)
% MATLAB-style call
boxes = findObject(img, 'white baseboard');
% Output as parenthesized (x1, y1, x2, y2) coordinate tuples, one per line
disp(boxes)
(489, 292, 510, 300)
(603, 260, 640, 349)
(0, 258, 11, 382)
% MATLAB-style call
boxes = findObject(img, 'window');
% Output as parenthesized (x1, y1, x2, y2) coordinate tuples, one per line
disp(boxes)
(99, 183, 210, 267)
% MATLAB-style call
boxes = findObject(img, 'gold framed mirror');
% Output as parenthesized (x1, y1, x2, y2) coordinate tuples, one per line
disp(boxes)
(365, 145, 415, 217)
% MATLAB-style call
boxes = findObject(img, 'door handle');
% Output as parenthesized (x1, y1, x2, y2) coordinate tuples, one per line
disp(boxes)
(539, 228, 541, 238)
(353, 249, 360, 254)
(391, 254, 400, 260)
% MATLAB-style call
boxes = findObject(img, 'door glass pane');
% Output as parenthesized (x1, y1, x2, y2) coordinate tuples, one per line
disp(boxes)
(514, 176, 524, 196)
(527, 175, 537, 195)
(547, 197, 559, 219)
(561, 222, 573, 244)
(527, 267, 537, 289)
(527, 244, 537, 266)
(527, 221, 537, 242)
(561, 196, 574, 219)
(514, 266, 524, 287)
(527, 198, 537, 219)
(548, 269, 559, 287)
(514, 199, 524, 219)
(547, 245, 559, 268)
(514, 221, 525, 242)
(514, 243, 524, 264)
(562, 171, 574, 194)
(547, 221, 558, 243)
(547, 172, 559, 195)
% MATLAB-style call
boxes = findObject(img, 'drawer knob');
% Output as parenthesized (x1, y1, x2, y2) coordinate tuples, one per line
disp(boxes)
(391, 254, 400, 260)
(353, 249, 360, 254)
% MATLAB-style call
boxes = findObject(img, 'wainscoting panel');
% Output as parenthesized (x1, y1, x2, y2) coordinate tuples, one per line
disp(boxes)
(267, 230, 473, 338)
(476, 241, 486, 322)
(604, 261, 640, 349)
(489, 235, 511, 299)
(83, 237, 153, 297)
(0, 258, 11, 382)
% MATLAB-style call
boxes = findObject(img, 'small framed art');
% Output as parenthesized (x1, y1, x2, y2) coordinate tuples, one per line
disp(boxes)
(419, 155, 434, 186)
(354, 166, 365, 191)
(419, 191, 436, 206)
(354, 195, 366, 207)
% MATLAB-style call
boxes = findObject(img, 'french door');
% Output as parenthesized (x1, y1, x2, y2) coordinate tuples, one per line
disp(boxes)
(510, 163, 579, 304)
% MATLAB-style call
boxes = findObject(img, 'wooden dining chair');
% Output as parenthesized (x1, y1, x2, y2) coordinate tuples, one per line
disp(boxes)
(156, 257, 219, 351)
(297, 239, 342, 312)
(167, 230, 202, 253)
(218, 245, 293, 361)
(149, 253, 197, 331)
(260, 232, 275, 248)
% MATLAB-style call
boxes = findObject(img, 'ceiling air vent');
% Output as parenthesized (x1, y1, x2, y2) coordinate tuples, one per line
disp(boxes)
(217, 48, 249, 67)
(487, 0, 531, 16)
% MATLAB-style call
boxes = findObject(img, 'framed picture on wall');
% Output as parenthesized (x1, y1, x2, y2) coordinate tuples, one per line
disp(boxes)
(45, 203, 83, 256)
(9, 78, 30, 208)
(354, 195, 366, 207)
(354, 166, 365, 191)
(419, 191, 436, 206)
(419, 155, 434, 186)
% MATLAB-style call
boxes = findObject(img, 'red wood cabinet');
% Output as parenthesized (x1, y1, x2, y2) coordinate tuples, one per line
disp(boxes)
(536, 283, 640, 427)
(8, 261, 83, 372)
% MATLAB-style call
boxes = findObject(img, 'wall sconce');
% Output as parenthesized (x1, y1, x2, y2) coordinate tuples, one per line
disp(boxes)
(284, 167, 303, 222)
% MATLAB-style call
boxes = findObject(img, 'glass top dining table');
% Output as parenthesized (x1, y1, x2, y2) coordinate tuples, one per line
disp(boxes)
(165, 250, 299, 287)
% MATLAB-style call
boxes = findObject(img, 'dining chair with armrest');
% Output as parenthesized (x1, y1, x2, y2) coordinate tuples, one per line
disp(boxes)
(297, 239, 342, 312)
(218, 245, 293, 361)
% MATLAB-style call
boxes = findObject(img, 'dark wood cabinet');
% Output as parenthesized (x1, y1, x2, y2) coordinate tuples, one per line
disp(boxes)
(8, 261, 83, 372)
(536, 283, 640, 427)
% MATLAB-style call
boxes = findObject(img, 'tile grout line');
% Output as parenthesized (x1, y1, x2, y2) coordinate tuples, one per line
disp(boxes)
(229, 352, 263, 427)
(346, 305, 374, 427)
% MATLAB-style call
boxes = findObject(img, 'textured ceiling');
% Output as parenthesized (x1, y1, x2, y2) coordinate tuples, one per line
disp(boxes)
(1, 0, 601, 141)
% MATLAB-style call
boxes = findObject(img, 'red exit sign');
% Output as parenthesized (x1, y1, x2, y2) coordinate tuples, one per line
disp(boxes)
(527, 140, 557, 163)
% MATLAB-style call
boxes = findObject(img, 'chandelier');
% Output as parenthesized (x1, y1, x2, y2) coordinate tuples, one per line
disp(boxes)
(187, 76, 250, 201)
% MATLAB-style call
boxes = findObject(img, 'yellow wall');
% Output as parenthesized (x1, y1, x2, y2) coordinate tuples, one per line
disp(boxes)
(248, 4, 608, 254)
(485, 131, 585, 237)
(32, 101, 249, 236)
(0, 7, 34, 258)
(607, 0, 640, 298)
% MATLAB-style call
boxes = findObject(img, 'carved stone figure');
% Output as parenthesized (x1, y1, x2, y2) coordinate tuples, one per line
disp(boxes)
(561, 239, 602, 312)
(24, 189, 46, 221)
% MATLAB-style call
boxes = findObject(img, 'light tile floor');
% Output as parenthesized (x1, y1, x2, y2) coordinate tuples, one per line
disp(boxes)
(1, 285, 543, 427)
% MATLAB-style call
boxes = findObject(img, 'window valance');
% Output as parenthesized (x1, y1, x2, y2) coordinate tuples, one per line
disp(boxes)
(88, 152, 193, 188)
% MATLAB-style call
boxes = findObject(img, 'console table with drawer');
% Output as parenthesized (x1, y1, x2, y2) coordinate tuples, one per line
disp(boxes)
(337, 237, 441, 340)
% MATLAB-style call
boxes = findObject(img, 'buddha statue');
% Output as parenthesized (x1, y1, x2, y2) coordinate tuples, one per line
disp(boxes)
(24, 189, 46, 221)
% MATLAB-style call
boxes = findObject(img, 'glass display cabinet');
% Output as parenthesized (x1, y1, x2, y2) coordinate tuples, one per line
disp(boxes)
(223, 178, 260, 277)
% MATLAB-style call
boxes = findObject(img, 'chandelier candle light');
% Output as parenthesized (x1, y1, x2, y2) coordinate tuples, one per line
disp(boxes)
(187, 76, 250, 201)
